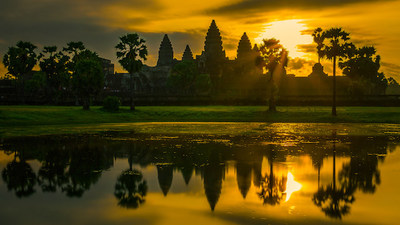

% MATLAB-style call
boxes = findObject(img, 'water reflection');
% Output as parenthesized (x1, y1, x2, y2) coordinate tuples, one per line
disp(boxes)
(2, 155, 36, 198)
(0, 133, 398, 221)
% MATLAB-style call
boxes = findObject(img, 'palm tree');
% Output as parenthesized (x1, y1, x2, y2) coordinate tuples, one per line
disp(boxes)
(256, 39, 288, 112)
(258, 148, 287, 205)
(115, 34, 148, 111)
(321, 28, 352, 116)
(312, 28, 325, 64)
(312, 134, 356, 219)
(114, 155, 148, 209)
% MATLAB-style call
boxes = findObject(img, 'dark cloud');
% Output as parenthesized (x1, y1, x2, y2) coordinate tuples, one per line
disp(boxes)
(209, 0, 392, 15)
(0, 0, 208, 69)
(288, 57, 315, 70)
(381, 62, 400, 74)
(300, 29, 314, 36)
(297, 44, 316, 54)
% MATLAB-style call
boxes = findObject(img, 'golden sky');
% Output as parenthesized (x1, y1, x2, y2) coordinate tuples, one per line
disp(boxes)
(1, 0, 399, 80)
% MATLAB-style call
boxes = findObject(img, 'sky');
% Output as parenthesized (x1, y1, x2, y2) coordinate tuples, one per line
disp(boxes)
(1, 0, 400, 81)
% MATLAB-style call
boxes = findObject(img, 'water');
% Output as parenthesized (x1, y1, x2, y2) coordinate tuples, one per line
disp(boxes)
(1, 126, 400, 225)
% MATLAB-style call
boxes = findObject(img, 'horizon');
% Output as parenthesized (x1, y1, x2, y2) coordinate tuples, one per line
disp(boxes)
(1, 0, 400, 81)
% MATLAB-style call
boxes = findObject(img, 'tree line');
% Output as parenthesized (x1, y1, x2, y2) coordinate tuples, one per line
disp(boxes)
(2, 41, 104, 110)
(2, 28, 399, 113)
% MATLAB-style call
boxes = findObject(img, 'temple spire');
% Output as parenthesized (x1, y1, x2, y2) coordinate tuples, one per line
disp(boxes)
(204, 20, 225, 59)
(237, 32, 252, 60)
(182, 45, 194, 61)
(157, 34, 174, 67)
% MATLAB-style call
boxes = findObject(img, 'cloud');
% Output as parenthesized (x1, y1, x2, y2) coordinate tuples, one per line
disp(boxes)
(297, 44, 316, 54)
(288, 57, 315, 70)
(0, 0, 209, 70)
(209, 0, 392, 16)
(381, 62, 400, 74)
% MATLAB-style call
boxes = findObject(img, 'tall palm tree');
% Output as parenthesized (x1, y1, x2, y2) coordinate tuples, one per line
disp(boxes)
(322, 28, 352, 116)
(312, 27, 325, 64)
(257, 38, 288, 112)
(115, 34, 148, 111)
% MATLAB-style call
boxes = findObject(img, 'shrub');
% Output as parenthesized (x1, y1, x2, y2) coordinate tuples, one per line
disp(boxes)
(103, 96, 120, 112)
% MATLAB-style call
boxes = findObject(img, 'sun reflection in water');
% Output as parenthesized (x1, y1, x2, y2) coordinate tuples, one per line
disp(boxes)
(285, 172, 302, 202)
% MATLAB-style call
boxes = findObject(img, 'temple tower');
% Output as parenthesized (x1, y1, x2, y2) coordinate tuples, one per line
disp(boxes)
(237, 32, 252, 61)
(182, 45, 194, 61)
(157, 34, 174, 67)
(204, 20, 225, 60)
(203, 20, 226, 89)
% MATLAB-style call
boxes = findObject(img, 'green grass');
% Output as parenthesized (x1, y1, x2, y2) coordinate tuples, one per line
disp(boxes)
(0, 105, 399, 137)
(1, 105, 400, 126)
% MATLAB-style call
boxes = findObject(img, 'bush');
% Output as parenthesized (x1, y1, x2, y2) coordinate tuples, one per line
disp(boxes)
(103, 96, 120, 112)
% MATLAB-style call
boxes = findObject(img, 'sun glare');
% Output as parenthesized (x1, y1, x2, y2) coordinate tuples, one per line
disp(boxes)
(285, 171, 302, 202)
(255, 19, 313, 59)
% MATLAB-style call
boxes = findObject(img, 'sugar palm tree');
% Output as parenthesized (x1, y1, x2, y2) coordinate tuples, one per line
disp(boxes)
(312, 27, 325, 64)
(312, 134, 356, 219)
(115, 34, 148, 111)
(256, 38, 288, 112)
(322, 28, 352, 116)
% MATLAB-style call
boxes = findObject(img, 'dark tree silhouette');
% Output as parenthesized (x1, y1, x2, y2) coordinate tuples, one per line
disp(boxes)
(2, 41, 38, 103)
(71, 50, 104, 110)
(168, 61, 199, 95)
(320, 28, 353, 116)
(63, 41, 86, 62)
(312, 28, 325, 64)
(339, 46, 387, 95)
(39, 46, 70, 104)
(256, 39, 288, 112)
(115, 33, 148, 111)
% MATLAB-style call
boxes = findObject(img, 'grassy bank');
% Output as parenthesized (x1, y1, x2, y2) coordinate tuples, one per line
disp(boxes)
(0, 105, 399, 137)
(1, 105, 400, 127)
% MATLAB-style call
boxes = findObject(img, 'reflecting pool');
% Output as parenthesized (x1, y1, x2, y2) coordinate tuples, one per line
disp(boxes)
(1, 125, 400, 225)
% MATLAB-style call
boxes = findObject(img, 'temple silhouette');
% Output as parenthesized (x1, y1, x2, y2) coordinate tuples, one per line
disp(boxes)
(104, 20, 354, 98)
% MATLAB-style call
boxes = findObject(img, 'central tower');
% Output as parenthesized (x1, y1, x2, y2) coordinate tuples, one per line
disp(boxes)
(204, 20, 225, 60)
(157, 34, 174, 67)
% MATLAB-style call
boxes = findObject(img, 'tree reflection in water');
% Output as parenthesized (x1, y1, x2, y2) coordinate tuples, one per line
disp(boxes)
(0, 133, 395, 216)
(312, 135, 355, 219)
(114, 168, 148, 209)
(62, 145, 113, 197)
(258, 147, 287, 206)
(2, 153, 37, 198)
(37, 148, 69, 193)
(114, 147, 148, 209)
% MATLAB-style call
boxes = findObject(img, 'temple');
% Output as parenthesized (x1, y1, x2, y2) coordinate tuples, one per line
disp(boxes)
(182, 45, 193, 61)
(157, 34, 174, 67)
(104, 20, 356, 98)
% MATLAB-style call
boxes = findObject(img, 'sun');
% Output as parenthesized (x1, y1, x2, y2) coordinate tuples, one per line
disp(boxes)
(284, 171, 302, 202)
(255, 19, 313, 59)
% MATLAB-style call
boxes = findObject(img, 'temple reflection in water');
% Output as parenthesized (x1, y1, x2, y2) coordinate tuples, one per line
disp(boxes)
(0, 133, 398, 223)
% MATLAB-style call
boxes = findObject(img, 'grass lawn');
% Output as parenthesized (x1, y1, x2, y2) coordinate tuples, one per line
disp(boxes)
(0, 105, 399, 137)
